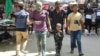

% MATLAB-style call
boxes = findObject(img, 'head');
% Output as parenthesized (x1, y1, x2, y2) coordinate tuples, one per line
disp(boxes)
(35, 1, 42, 11)
(55, 1, 60, 10)
(98, 3, 100, 8)
(72, 4, 79, 13)
(56, 23, 62, 31)
(14, 2, 24, 11)
(87, 3, 91, 9)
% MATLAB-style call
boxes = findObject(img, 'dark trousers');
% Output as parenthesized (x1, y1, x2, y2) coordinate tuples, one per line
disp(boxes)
(54, 31, 63, 53)
(95, 19, 100, 34)
(85, 19, 92, 33)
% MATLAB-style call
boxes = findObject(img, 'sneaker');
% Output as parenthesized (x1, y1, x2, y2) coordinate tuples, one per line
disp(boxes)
(79, 53, 84, 56)
(21, 50, 28, 54)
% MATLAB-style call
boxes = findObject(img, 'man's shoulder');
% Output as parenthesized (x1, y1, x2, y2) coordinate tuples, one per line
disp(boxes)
(77, 12, 82, 16)
(68, 12, 73, 16)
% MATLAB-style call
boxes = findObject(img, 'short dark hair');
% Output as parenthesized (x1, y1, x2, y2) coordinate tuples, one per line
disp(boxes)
(18, 4, 24, 9)
(55, 1, 60, 5)
(14, 2, 24, 10)
(72, 4, 79, 8)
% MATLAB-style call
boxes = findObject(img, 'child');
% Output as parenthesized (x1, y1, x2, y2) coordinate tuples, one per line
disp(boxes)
(55, 23, 64, 56)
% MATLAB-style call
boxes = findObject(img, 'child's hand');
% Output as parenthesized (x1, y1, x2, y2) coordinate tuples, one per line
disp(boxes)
(58, 33, 61, 37)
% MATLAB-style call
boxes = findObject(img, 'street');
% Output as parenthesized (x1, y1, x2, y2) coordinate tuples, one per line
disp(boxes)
(0, 32, 100, 56)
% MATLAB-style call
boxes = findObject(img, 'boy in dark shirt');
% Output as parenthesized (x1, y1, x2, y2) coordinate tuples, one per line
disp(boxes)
(55, 23, 64, 56)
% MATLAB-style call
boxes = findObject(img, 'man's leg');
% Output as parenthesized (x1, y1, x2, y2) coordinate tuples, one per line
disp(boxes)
(41, 31, 47, 56)
(35, 32, 42, 56)
(21, 31, 28, 54)
(70, 31, 75, 53)
(76, 30, 84, 56)
(16, 31, 22, 56)
(88, 20, 92, 34)
(73, 37, 77, 48)
(95, 20, 98, 35)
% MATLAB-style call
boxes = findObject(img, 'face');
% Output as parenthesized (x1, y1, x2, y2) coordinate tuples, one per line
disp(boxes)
(55, 3, 60, 9)
(56, 25, 61, 31)
(36, 3, 42, 11)
(73, 6, 78, 12)
(14, 4, 20, 11)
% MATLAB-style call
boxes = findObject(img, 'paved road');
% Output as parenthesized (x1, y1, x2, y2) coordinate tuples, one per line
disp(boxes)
(0, 32, 100, 56)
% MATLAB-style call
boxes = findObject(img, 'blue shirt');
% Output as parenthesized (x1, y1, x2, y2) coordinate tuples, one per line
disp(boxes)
(14, 10, 29, 30)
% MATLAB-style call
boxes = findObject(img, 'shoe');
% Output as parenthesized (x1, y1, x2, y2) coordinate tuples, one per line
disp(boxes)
(38, 51, 41, 56)
(79, 53, 84, 56)
(14, 54, 20, 56)
(70, 50, 74, 54)
(55, 53, 60, 56)
(16, 51, 20, 56)
(21, 50, 28, 54)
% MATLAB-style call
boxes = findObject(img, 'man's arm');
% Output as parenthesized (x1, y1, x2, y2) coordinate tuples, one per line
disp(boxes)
(12, 17, 16, 24)
(46, 17, 51, 32)
(64, 17, 67, 28)
(80, 18, 85, 32)
(66, 14, 71, 34)
(26, 15, 31, 25)
(66, 20, 70, 30)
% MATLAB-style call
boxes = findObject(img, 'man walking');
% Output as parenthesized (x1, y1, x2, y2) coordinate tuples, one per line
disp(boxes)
(50, 1, 66, 56)
(67, 4, 84, 56)
(13, 2, 30, 56)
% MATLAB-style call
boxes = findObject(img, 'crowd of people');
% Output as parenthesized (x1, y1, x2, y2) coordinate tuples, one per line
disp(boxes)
(0, 1, 100, 56)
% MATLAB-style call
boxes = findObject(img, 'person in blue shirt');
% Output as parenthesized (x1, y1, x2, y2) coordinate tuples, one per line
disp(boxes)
(13, 2, 30, 56)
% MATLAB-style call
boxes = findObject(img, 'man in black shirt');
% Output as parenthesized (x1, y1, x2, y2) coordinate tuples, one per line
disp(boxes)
(49, 1, 66, 56)
(84, 5, 94, 35)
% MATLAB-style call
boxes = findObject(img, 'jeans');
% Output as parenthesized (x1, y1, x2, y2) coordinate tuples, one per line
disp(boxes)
(70, 30, 82, 52)
(35, 31, 47, 56)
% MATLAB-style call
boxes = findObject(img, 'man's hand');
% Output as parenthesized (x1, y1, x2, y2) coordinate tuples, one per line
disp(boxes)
(48, 26, 52, 32)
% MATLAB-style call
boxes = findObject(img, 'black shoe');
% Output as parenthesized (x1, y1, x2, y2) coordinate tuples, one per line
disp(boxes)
(79, 53, 84, 56)
(55, 52, 60, 56)
(70, 49, 74, 54)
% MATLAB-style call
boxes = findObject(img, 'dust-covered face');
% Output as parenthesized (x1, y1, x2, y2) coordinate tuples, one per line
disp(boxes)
(56, 24, 62, 31)
(35, 2, 42, 11)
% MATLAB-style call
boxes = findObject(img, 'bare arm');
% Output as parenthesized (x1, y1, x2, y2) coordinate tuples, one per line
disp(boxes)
(80, 18, 85, 32)
(64, 18, 67, 28)
(26, 16, 31, 25)
(12, 17, 16, 24)
(47, 17, 51, 31)
(66, 20, 70, 30)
